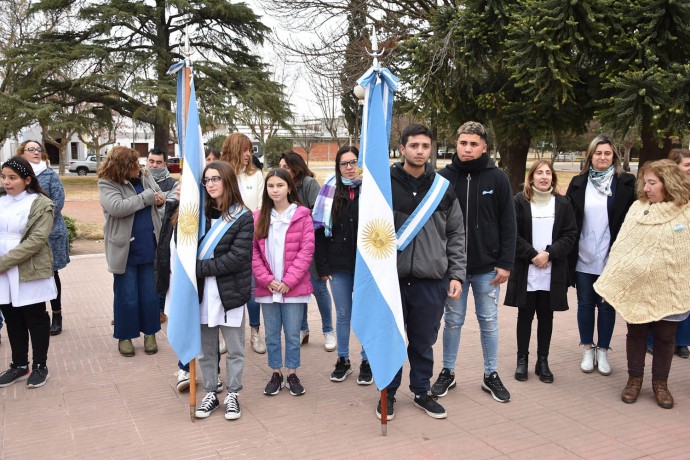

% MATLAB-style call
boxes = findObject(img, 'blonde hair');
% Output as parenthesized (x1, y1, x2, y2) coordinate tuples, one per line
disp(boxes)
(579, 134, 623, 176)
(637, 159, 690, 205)
(220, 133, 258, 176)
(523, 161, 558, 201)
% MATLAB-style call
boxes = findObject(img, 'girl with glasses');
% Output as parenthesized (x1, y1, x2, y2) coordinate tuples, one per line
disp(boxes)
(191, 161, 254, 420)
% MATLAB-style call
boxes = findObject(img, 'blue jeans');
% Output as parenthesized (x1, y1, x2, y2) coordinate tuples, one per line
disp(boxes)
(575, 271, 615, 349)
(442, 271, 499, 375)
(113, 263, 160, 340)
(262, 302, 305, 369)
(330, 272, 367, 361)
(247, 278, 260, 328)
(301, 272, 334, 333)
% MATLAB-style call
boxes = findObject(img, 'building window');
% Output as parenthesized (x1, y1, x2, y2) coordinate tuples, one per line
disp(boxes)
(71, 142, 79, 159)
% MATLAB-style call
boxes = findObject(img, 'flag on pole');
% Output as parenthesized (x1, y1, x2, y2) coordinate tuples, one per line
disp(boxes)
(351, 66, 407, 390)
(165, 61, 205, 365)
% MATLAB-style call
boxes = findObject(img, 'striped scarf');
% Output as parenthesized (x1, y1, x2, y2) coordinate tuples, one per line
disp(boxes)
(312, 174, 361, 237)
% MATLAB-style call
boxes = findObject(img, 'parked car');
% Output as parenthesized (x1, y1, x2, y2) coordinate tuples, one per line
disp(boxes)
(167, 157, 181, 173)
(68, 155, 98, 176)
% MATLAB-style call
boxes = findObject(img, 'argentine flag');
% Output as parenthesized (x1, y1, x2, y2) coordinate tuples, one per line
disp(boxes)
(351, 66, 407, 390)
(166, 62, 205, 365)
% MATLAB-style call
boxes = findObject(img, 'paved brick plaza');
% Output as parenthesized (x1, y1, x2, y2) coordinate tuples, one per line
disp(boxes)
(1, 252, 690, 459)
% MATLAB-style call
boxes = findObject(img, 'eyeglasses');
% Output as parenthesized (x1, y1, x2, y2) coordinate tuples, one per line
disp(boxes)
(25, 147, 43, 153)
(339, 159, 358, 169)
(202, 176, 222, 186)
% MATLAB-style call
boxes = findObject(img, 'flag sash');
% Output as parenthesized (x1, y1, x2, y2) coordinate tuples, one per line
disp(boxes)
(197, 208, 248, 260)
(395, 174, 450, 251)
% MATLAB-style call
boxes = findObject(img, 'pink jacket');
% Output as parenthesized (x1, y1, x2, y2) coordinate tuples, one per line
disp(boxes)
(252, 205, 315, 298)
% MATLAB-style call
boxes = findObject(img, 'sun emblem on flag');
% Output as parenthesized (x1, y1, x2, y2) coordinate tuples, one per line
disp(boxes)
(177, 203, 199, 245)
(362, 218, 396, 259)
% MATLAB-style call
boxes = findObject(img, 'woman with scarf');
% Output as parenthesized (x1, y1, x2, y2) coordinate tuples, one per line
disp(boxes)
(17, 141, 70, 336)
(566, 134, 636, 376)
(312, 146, 372, 385)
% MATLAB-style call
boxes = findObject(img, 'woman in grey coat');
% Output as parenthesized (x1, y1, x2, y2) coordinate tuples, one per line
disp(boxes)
(18, 141, 70, 335)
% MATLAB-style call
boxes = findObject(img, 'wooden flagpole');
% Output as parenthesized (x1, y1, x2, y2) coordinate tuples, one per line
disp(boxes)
(181, 31, 196, 423)
(380, 389, 388, 436)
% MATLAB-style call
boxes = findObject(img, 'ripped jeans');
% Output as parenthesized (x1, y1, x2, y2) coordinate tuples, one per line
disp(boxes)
(442, 271, 499, 375)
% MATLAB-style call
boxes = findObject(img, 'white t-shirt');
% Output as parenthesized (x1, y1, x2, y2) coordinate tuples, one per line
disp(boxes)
(527, 196, 555, 292)
(576, 181, 611, 275)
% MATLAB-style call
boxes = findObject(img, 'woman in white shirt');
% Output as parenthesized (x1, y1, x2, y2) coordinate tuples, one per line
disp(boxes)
(505, 161, 577, 383)
(221, 133, 266, 354)
(566, 135, 636, 375)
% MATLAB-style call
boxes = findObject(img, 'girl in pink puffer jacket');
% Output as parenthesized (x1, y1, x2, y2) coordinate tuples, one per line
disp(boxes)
(253, 168, 314, 397)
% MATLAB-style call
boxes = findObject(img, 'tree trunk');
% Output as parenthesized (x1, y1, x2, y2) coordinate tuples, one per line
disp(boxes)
(154, 114, 169, 151)
(638, 124, 668, 166)
(502, 135, 532, 193)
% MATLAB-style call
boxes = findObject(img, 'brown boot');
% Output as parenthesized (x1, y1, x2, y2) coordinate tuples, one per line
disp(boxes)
(652, 379, 674, 409)
(621, 376, 643, 404)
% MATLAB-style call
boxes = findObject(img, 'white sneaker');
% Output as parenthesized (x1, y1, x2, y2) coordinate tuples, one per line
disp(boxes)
(251, 327, 266, 354)
(581, 348, 595, 373)
(219, 334, 227, 355)
(596, 348, 611, 375)
(324, 332, 336, 352)
(175, 369, 190, 392)
(224, 392, 241, 420)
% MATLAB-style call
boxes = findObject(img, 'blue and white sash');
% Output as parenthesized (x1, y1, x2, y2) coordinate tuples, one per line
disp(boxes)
(396, 174, 450, 251)
(197, 207, 248, 260)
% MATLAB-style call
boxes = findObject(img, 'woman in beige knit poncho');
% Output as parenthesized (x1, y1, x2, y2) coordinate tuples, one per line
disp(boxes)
(594, 160, 690, 409)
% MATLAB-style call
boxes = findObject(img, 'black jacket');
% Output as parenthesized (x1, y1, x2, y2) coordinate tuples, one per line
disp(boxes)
(391, 163, 466, 281)
(439, 153, 516, 275)
(153, 201, 254, 311)
(504, 193, 577, 311)
(196, 209, 254, 311)
(565, 172, 636, 282)
(314, 186, 359, 276)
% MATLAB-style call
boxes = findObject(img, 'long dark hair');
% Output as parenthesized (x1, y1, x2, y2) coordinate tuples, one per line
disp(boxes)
(331, 145, 359, 221)
(279, 151, 314, 189)
(255, 168, 301, 239)
(203, 161, 246, 221)
(2, 156, 46, 196)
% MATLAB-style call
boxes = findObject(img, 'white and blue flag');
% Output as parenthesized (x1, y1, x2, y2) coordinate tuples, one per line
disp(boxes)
(351, 66, 407, 390)
(165, 61, 205, 365)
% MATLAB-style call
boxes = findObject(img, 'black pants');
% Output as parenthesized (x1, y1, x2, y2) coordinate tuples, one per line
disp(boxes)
(388, 278, 446, 397)
(0, 302, 51, 367)
(50, 271, 62, 313)
(627, 321, 678, 380)
(516, 290, 553, 357)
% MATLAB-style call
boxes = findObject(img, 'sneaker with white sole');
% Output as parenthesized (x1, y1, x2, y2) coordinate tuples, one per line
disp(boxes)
(264, 372, 284, 395)
(357, 360, 373, 385)
(0, 363, 30, 388)
(431, 368, 456, 397)
(224, 392, 241, 420)
(175, 369, 190, 392)
(195, 392, 219, 418)
(413, 393, 447, 419)
(27, 364, 50, 389)
(330, 357, 352, 382)
(482, 372, 511, 403)
(286, 373, 305, 396)
(596, 347, 612, 376)
(324, 332, 336, 352)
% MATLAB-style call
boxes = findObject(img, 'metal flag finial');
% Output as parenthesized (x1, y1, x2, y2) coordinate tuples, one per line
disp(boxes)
(366, 24, 385, 68)
(181, 25, 192, 64)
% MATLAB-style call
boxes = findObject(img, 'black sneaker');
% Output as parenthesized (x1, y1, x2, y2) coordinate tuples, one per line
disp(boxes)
(357, 360, 373, 385)
(224, 392, 241, 420)
(0, 363, 30, 388)
(375, 395, 396, 420)
(195, 392, 220, 418)
(27, 364, 50, 389)
(286, 373, 305, 396)
(431, 368, 456, 397)
(413, 393, 447, 419)
(482, 372, 511, 403)
(264, 372, 284, 396)
(330, 357, 352, 382)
